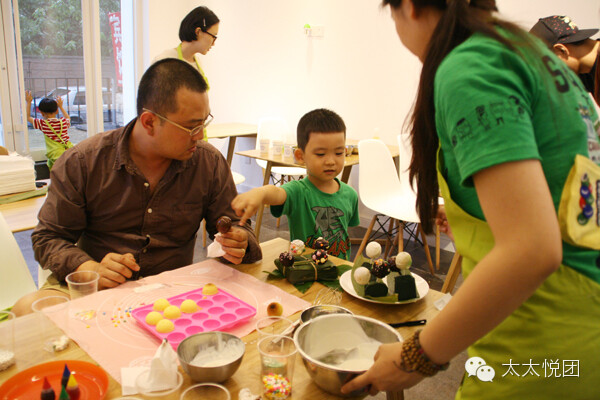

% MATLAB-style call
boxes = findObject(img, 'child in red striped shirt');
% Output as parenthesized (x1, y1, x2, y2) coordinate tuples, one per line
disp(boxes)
(26, 90, 73, 170)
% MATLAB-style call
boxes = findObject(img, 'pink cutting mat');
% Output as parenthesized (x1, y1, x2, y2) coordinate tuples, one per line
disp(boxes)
(46, 259, 310, 383)
(131, 287, 257, 350)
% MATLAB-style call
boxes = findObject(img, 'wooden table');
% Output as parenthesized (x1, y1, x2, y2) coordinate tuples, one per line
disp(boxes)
(0, 238, 443, 399)
(0, 188, 47, 233)
(236, 140, 400, 239)
(206, 123, 258, 166)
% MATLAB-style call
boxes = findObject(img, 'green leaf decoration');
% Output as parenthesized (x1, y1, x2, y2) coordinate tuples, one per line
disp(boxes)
(336, 264, 352, 276)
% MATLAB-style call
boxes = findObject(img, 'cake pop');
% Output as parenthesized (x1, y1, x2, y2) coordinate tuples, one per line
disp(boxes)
(353, 266, 372, 285)
(365, 242, 382, 259)
(289, 239, 305, 255)
(314, 237, 330, 251)
(278, 252, 295, 267)
(216, 216, 232, 234)
(312, 249, 328, 265)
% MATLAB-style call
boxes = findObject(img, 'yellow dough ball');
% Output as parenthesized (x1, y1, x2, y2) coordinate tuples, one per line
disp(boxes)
(202, 283, 218, 295)
(153, 298, 170, 312)
(180, 299, 198, 313)
(145, 311, 163, 326)
(267, 302, 283, 316)
(163, 305, 181, 320)
(156, 319, 174, 333)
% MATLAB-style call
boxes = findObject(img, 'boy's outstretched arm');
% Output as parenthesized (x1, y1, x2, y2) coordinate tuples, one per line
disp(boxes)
(231, 185, 287, 226)
(56, 97, 70, 121)
(25, 91, 34, 124)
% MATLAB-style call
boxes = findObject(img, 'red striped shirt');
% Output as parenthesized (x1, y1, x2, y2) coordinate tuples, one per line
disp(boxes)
(32, 117, 71, 143)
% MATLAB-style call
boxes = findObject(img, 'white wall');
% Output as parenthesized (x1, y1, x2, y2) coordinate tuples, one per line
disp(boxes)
(147, 0, 600, 224)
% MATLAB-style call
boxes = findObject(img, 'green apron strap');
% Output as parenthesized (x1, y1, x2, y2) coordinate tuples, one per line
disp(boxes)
(44, 119, 67, 146)
(176, 43, 210, 90)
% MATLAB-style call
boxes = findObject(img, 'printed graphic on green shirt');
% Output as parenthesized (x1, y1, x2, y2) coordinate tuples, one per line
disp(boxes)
(305, 205, 350, 258)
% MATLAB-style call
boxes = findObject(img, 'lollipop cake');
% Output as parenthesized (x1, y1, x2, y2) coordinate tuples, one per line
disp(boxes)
(351, 242, 418, 302)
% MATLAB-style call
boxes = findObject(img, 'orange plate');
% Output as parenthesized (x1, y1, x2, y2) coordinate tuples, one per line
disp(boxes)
(0, 360, 109, 399)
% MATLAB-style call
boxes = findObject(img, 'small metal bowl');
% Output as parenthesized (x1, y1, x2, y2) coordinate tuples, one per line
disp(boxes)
(177, 332, 245, 383)
(300, 305, 353, 323)
(294, 314, 402, 398)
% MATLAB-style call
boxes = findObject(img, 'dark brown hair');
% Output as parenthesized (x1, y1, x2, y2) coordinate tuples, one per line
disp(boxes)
(382, 0, 530, 232)
(297, 108, 346, 150)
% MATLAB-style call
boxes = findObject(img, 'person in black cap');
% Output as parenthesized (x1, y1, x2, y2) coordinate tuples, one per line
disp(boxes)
(530, 15, 599, 104)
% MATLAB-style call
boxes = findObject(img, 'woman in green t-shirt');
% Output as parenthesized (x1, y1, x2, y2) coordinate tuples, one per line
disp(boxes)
(342, 1, 600, 399)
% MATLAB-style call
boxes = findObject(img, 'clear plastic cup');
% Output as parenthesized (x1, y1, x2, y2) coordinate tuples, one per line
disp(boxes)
(255, 316, 293, 339)
(66, 270, 99, 299)
(258, 335, 297, 399)
(179, 383, 230, 400)
(31, 296, 70, 353)
(0, 311, 16, 371)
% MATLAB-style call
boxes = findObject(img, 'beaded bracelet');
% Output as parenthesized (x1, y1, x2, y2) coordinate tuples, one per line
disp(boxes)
(395, 330, 450, 376)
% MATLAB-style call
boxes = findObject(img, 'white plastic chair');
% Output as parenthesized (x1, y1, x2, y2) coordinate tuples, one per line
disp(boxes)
(397, 133, 444, 270)
(356, 139, 434, 274)
(0, 212, 37, 309)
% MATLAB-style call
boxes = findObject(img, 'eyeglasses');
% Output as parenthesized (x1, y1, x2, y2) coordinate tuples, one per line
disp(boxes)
(203, 30, 217, 43)
(143, 108, 213, 137)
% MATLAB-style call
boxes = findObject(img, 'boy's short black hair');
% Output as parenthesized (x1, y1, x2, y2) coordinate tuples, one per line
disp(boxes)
(297, 108, 346, 150)
(38, 97, 58, 114)
(179, 6, 220, 42)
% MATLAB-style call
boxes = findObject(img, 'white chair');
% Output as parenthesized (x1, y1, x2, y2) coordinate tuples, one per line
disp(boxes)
(397, 133, 445, 269)
(0, 212, 37, 309)
(356, 139, 435, 274)
(254, 117, 306, 238)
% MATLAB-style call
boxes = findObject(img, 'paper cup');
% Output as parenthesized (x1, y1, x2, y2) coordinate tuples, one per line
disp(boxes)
(283, 143, 294, 158)
(259, 139, 270, 155)
(66, 270, 99, 299)
(272, 140, 283, 156)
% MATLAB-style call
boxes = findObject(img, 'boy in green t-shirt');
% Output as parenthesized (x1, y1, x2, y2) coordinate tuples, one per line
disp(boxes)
(232, 108, 360, 260)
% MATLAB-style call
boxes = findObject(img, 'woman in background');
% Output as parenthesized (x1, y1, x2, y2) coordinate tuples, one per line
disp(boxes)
(154, 6, 219, 89)
(342, 0, 600, 399)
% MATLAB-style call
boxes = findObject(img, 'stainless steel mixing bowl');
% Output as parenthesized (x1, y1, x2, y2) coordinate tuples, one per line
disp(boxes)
(300, 304, 353, 323)
(294, 314, 402, 398)
(177, 332, 245, 383)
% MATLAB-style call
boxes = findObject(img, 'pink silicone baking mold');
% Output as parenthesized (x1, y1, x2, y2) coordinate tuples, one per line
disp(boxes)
(131, 286, 257, 349)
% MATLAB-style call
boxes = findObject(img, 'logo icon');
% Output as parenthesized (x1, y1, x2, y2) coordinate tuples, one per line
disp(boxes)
(465, 356, 495, 382)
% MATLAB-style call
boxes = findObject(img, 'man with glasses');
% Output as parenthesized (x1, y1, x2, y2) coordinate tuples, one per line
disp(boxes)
(13, 59, 262, 315)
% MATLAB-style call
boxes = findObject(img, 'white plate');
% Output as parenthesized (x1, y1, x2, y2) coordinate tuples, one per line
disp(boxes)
(339, 270, 429, 304)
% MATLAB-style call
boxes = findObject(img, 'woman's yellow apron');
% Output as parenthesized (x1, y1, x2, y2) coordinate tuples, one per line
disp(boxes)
(436, 152, 600, 399)
(176, 43, 210, 142)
